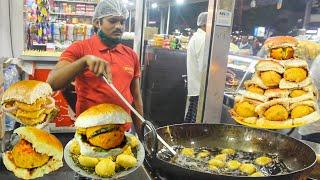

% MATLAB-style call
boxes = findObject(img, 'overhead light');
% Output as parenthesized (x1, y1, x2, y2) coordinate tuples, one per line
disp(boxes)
(250, 0, 256, 8)
(277, 0, 283, 9)
(176, 0, 184, 5)
(128, 2, 134, 6)
(151, 3, 157, 9)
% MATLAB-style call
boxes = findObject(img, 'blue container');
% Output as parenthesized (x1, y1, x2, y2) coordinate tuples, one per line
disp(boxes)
(4, 64, 20, 131)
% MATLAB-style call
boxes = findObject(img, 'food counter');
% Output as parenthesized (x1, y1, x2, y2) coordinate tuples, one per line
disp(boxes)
(0, 131, 153, 180)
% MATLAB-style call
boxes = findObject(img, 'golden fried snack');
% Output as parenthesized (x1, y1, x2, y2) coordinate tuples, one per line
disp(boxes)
(127, 135, 139, 148)
(221, 148, 236, 155)
(251, 171, 265, 177)
(284, 68, 307, 83)
(12, 139, 50, 169)
(290, 90, 306, 98)
(270, 47, 294, 60)
(95, 158, 116, 177)
(197, 150, 210, 159)
(181, 148, 195, 158)
(260, 71, 282, 87)
(78, 155, 99, 167)
(208, 164, 218, 171)
(226, 160, 241, 170)
(255, 156, 272, 166)
(116, 154, 137, 169)
(239, 163, 256, 175)
(234, 101, 257, 118)
(208, 159, 225, 168)
(69, 140, 81, 155)
(264, 105, 289, 121)
(87, 129, 125, 150)
(247, 85, 264, 95)
(291, 105, 314, 119)
(215, 154, 227, 162)
(122, 145, 134, 157)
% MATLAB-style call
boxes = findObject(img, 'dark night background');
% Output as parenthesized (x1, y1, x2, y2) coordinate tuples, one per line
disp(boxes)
(146, 0, 312, 36)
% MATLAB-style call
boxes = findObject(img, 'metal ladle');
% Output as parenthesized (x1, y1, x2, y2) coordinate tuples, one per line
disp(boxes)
(102, 74, 176, 156)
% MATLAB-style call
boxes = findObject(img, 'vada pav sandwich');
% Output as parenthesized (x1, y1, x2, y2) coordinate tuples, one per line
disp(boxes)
(1, 80, 58, 128)
(264, 36, 298, 60)
(2, 127, 63, 179)
(279, 60, 312, 89)
(69, 103, 140, 178)
(254, 60, 285, 88)
(255, 98, 320, 128)
(230, 95, 263, 125)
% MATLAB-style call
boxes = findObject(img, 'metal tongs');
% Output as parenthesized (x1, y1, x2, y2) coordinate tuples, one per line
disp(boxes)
(102, 73, 176, 155)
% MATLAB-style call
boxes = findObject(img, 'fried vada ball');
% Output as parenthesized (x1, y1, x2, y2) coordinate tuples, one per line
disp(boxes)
(116, 154, 137, 169)
(12, 139, 50, 169)
(226, 160, 241, 170)
(255, 156, 272, 166)
(87, 125, 125, 150)
(95, 158, 116, 177)
(264, 105, 289, 121)
(251, 171, 265, 177)
(208, 159, 225, 168)
(290, 90, 306, 98)
(215, 154, 228, 162)
(270, 47, 294, 60)
(247, 85, 264, 95)
(291, 105, 314, 119)
(197, 150, 210, 159)
(239, 163, 256, 175)
(221, 148, 236, 155)
(181, 148, 195, 158)
(234, 101, 257, 118)
(284, 68, 307, 83)
(69, 140, 80, 155)
(208, 164, 218, 171)
(128, 135, 139, 148)
(260, 71, 282, 87)
(122, 145, 134, 157)
(270, 48, 283, 60)
(78, 155, 99, 167)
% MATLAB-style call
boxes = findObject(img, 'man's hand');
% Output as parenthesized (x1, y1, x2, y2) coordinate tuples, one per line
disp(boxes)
(84, 55, 112, 81)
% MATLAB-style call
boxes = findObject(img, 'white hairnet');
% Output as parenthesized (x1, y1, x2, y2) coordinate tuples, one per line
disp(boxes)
(93, 0, 129, 22)
(197, 12, 208, 26)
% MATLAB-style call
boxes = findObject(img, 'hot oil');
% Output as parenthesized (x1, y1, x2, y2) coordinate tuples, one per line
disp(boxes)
(157, 145, 291, 177)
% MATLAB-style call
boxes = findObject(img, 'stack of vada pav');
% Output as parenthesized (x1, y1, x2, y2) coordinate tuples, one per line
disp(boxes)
(231, 36, 320, 129)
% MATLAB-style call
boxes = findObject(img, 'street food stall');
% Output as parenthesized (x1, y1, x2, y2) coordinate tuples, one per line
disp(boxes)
(0, 0, 320, 179)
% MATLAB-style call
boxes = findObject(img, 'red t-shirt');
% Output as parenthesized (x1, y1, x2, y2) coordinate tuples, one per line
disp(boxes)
(60, 35, 141, 127)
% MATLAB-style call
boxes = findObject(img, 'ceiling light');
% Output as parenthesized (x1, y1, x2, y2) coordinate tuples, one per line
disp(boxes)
(151, 3, 157, 9)
(176, 0, 184, 5)
(250, 0, 256, 8)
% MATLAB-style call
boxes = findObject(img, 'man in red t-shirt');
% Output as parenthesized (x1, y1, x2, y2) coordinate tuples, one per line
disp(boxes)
(47, 0, 143, 130)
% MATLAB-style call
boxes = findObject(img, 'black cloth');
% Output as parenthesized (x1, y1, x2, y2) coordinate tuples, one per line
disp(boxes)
(185, 96, 199, 123)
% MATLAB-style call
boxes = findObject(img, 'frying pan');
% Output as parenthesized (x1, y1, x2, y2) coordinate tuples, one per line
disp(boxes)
(141, 123, 316, 180)
(301, 140, 320, 180)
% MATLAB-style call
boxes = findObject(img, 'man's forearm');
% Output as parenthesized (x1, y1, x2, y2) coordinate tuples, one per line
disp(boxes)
(130, 78, 144, 132)
(47, 57, 87, 91)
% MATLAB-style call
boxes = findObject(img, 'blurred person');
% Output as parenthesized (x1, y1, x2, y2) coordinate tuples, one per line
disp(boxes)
(185, 12, 208, 123)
